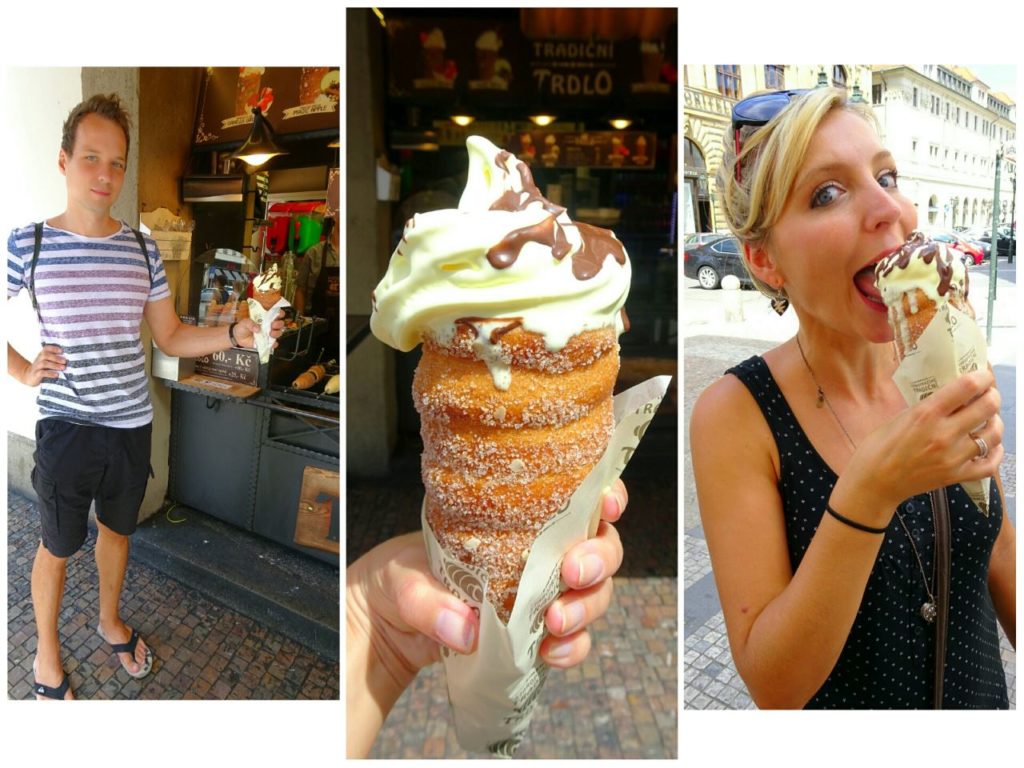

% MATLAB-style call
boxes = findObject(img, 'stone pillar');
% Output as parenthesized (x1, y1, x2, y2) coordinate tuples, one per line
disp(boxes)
(346, 10, 397, 477)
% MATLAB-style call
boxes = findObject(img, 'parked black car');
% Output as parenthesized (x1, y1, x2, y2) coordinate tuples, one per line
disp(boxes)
(980, 227, 1016, 260)
(683, 236, 753, 289)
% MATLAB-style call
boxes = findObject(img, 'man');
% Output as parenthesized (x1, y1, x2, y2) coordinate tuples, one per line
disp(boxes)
(293, 216, 339, 359)
(6, 93, 283, 699)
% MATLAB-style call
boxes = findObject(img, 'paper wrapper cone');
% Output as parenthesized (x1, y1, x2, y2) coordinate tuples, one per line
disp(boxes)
(246, 297, 289, 364)
(889, 297, 990, 515)
(421, 374, 671, 756)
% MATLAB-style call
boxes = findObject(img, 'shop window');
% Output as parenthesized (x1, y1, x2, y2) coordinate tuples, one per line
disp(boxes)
(716, 65, 740, 99)
(764, 65, 785, 91)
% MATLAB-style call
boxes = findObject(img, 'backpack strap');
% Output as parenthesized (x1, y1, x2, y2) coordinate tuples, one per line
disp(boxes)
(29, 221, 43, 311)
(28, 223, 152, 314)
(130, 227, 153, 291)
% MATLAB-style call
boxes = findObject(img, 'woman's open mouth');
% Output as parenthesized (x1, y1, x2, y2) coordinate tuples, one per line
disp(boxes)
(854, 264, 886, 311)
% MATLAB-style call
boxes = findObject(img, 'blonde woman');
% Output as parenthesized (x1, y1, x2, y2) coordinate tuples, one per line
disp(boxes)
(690, 88, 1014, 708)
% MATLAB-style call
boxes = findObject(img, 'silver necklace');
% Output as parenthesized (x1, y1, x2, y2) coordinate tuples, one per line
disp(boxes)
(795, 334, 938, 623)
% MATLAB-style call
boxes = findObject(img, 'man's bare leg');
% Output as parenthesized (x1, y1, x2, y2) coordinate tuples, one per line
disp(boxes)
(95, 520, 149, 674)
(31, 541, 73, 699)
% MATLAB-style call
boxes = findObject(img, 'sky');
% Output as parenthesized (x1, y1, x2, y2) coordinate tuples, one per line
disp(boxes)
(961, 64, 1018, 97)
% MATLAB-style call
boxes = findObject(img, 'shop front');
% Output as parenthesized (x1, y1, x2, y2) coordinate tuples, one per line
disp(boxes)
(155, 66, 342, 567)
(348, 7, 679, 476)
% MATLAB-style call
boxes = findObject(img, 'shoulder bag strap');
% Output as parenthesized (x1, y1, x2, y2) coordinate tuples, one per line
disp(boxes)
(30, 221, 43, 311)
(929, 486, 952, 709)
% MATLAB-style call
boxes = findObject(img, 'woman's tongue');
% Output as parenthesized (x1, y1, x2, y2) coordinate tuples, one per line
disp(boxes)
(854, 265, 883, 303)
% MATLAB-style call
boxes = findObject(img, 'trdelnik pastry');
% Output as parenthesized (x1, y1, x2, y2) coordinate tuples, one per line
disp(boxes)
(252, 262, 284, 310)
(875, 230, 990, 515)
(874, 230, 971, 360)
(372, 135, 631, 623)
(247, 263, 289, 363)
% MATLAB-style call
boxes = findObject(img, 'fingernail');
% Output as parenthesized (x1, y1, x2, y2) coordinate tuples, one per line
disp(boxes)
(545, 638, 574, 660)
(602, 492, 620, 519)
(560, 601, 586, 635)
(435, 608, 474, 653)
(577, 553, 605, 588)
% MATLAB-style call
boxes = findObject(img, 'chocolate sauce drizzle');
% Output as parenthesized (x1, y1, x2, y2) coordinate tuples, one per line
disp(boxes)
(877, 231, 957, 297)
(455, 316, 523, 344)
(486, 214, 571, 270)
(484, 152, 627, 280)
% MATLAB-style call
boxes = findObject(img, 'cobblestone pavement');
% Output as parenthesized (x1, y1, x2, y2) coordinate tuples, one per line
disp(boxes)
(7, 493, 339, 700)
(371, 576, 676, 758)
(683, 331, 1017, 710)
(348, 417, 678, 759)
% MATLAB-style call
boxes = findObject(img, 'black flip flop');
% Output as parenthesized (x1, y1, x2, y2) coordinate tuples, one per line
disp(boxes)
(33, 673, 71, 700)
(106, 628, 153, 679)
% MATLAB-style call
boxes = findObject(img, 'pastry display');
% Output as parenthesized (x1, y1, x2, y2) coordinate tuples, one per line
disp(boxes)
(293, 363, 326, 390)
(875, 230, 971, 359)
(323, 374, 341, 394)
(372, 135, 631, 622)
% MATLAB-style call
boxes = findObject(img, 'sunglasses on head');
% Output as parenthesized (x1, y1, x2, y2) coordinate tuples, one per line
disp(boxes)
(731, 89, 810, 182)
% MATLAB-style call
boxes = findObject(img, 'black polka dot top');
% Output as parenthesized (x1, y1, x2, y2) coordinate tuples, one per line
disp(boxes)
(727, 356, 1008, 709)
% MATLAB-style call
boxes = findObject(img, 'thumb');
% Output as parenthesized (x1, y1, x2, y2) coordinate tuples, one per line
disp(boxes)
(394, 569, 479, 655)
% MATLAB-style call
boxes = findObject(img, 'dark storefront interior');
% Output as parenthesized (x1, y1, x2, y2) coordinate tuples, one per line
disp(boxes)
(347, 8, 678, 582)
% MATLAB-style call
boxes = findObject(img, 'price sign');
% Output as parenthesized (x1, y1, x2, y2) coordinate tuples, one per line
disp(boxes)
(194, 348, 260, 387)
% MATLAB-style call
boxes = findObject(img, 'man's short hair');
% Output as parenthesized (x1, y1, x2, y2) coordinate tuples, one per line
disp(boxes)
(61, 93, 131, 156)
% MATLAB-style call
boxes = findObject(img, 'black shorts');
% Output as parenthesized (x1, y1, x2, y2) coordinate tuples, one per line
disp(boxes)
(31, 419, 153, 557)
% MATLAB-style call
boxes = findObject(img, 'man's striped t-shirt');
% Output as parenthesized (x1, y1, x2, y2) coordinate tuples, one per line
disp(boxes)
(7, 222, 171, 428)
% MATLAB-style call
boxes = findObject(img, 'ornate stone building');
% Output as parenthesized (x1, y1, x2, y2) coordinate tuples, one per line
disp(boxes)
(871, 65, 1016, 231)
(683, 64, 873, 234)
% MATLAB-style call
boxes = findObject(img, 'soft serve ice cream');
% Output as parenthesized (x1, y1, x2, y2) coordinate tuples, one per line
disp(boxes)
(875, 230, 971, 359)
(371, 135, 631, 389)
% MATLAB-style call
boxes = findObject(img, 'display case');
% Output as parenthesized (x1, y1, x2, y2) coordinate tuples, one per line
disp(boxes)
(162, 322, 339, 565)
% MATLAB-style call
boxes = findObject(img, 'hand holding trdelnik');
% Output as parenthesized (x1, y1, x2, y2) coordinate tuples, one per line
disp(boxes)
(371, 135, 632, 621)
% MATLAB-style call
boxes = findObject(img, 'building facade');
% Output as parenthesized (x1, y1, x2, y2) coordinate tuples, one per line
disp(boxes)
(872, 65, 1016, 232)
(683, 64, 1016, 237)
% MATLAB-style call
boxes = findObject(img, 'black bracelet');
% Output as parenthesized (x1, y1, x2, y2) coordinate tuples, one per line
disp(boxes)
(825, 504, 888, 535)
(228, 321, 241, 348)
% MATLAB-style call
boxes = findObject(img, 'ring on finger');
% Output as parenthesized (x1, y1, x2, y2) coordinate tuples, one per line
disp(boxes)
(971, 434, 989, 461)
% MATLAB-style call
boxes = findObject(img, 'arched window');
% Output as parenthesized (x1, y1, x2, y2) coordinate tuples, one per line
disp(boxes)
(683, 138, 712, 234)
(928, 194, 939, 225)
(832, 65, 847, 88)
(684, 137, 706, 172)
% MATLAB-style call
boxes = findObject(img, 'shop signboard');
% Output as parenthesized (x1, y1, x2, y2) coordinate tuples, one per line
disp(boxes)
(386, 19, 675, 105)
(504, 131, 657, 169)
(194, 67, 340, 147)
